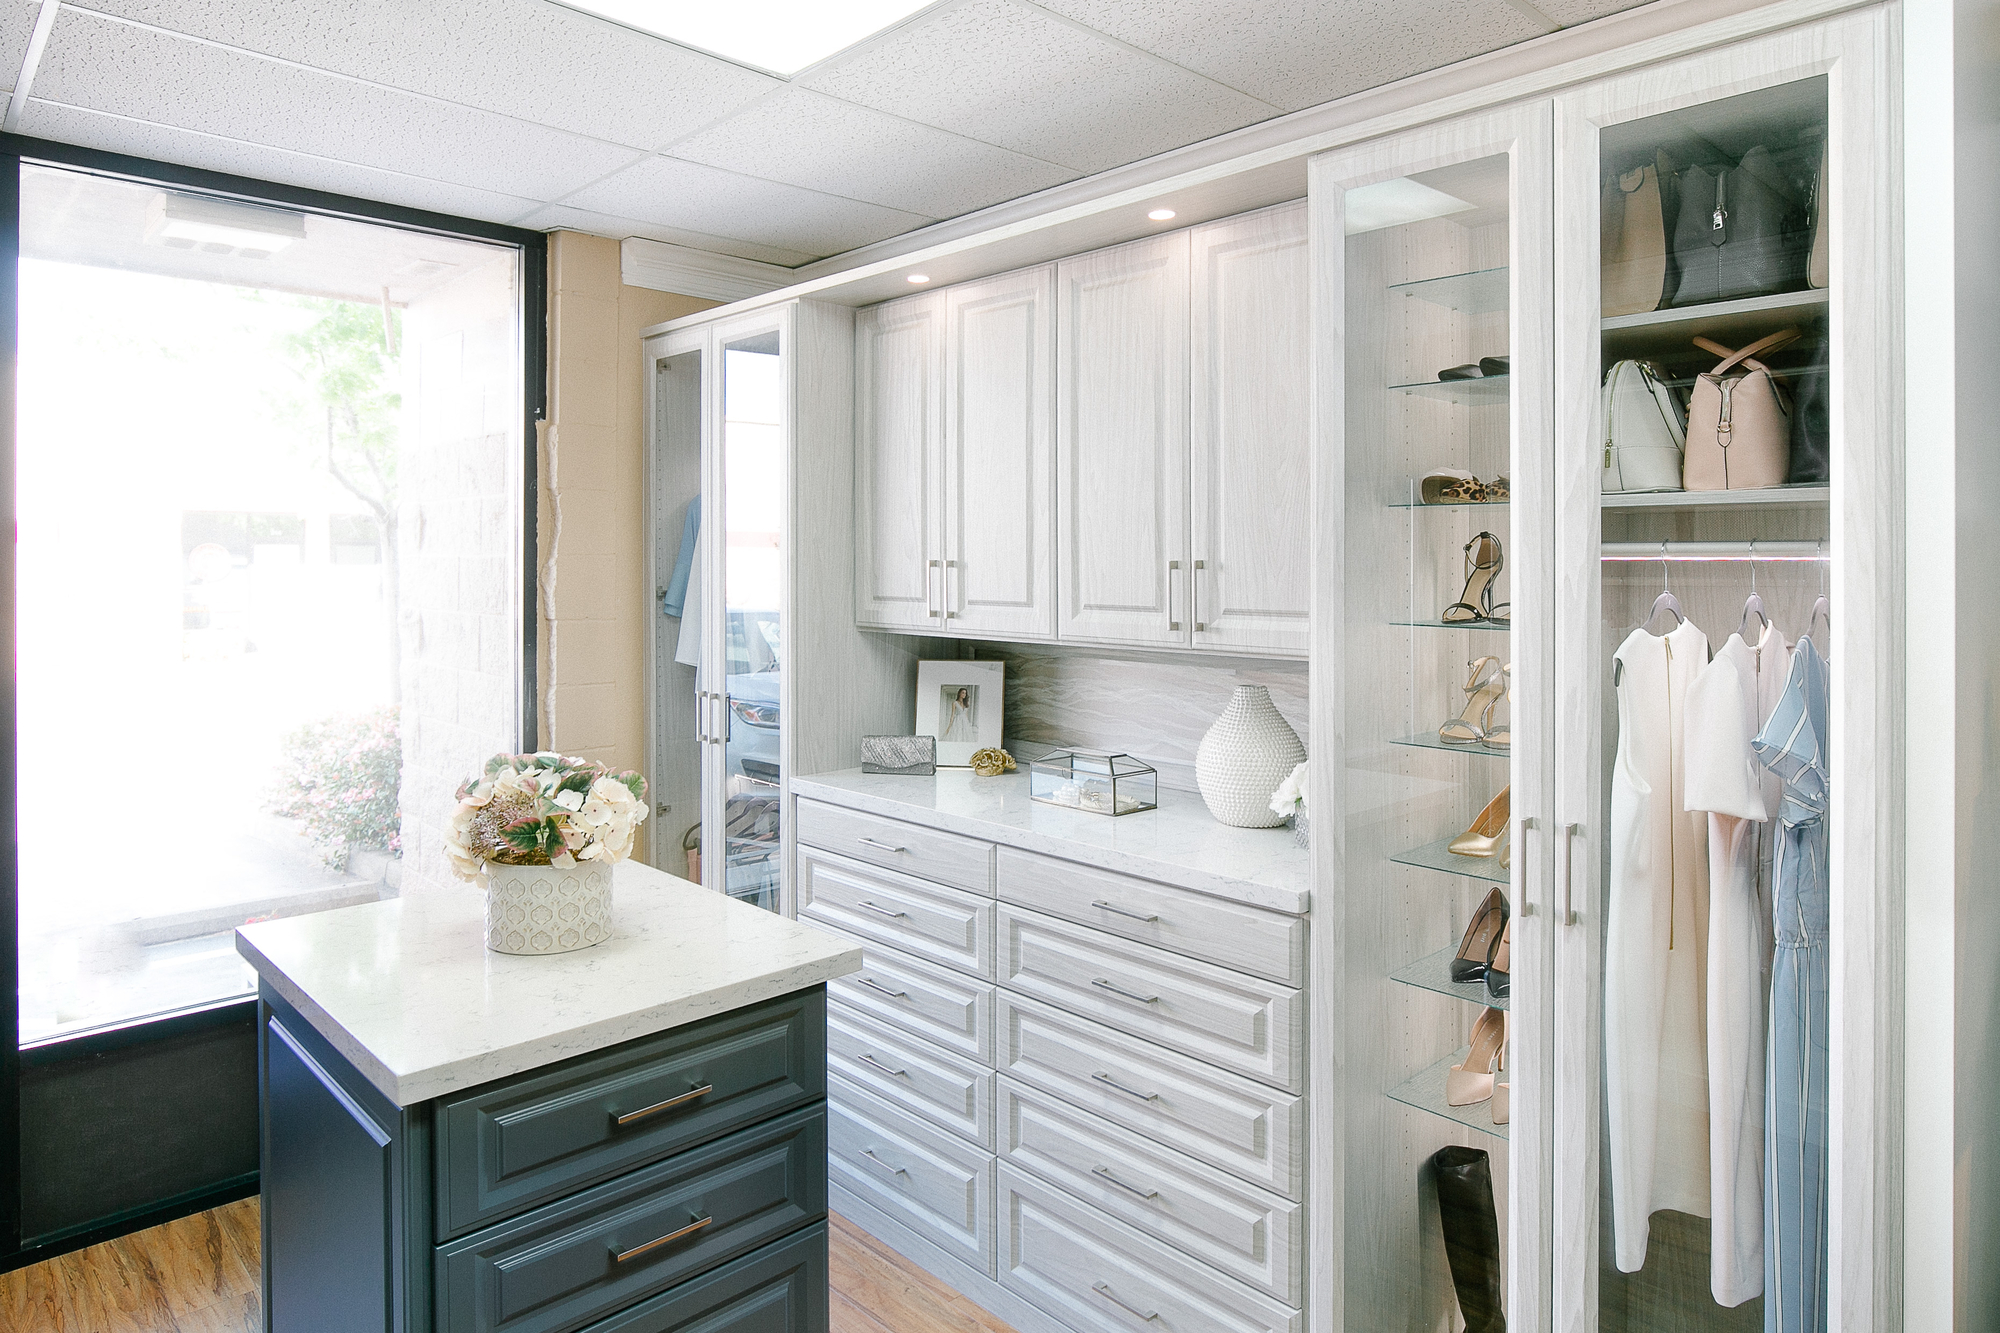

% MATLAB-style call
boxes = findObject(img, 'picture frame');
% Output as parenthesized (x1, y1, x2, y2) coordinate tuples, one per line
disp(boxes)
(914, 661, 1005, 767)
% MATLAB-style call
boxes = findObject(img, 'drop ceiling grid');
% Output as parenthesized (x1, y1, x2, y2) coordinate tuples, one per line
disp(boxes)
(510, 202, 820, 269)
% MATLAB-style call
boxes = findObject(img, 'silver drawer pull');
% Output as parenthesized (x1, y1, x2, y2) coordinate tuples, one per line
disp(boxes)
(857, 1052, 908, 1077)
(857, 977, 908, 999)
(857, 837, 907, 853)
(613, 1213, 712, 1262)
(613, 1084, 714, 1126)
(1091, 977, 1159, 1005)
(1091, 1165, 1160, 1200)
(859, 1148, 907, 1176)
(1091, 1071, 1159, 1102)
(856, 900, 908, 919)
(1090, 900, 1159, 924)
(1091, 1281, 1160, 1322)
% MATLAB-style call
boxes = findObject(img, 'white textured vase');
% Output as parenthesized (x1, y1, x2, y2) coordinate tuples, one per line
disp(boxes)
(1196, 685, 1307, 828)
(485, 861, 614, 955)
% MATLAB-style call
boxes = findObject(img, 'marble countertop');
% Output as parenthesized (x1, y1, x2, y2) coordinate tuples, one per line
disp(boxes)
(793, 769, 1311, 916)
(236, 862, 861, 1107)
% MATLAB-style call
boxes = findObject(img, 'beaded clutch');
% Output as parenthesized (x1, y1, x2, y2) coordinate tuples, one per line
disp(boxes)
(861, 735, 936, 776)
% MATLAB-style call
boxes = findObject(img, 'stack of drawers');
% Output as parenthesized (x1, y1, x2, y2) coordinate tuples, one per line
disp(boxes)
(797, 797, 1308, 1333)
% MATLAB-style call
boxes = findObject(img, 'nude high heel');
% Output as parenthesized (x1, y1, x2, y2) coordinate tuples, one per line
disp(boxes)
(1492, 1019, 1512, 1125)
(1448, 786, 1511, 858)
(1450, 887, 1509, 983)
(1446, 1006, 1507, 1106)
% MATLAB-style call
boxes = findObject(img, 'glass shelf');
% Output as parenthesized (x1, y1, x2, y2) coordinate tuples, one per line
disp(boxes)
(1600, 287, 1829, 361)
(1388, 498, 1509, 510)
(1602, 485, 1829, 510)
(1390, 374, 1510, 404)
(1385, 1046, 1509, 1141)
(1390, 945, 1510, 1011)
(1389, 836, 1510, 885)
(1390, 619, 1511, 633)
(1388, 266, 1510, 314)
(1391, 731, 1510, 757)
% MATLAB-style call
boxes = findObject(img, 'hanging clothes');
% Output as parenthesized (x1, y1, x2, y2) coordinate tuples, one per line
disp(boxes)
(661, 496, 700, 618)
(674, 539, 704, 669)
(1752, 635, 1831, 1333)
(1606, 616, 1713, 1273)
(1683, 620, 1789, 1307)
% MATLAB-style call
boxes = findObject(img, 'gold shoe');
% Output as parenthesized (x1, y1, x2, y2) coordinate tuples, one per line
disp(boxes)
(1449, 786, 1511, 858)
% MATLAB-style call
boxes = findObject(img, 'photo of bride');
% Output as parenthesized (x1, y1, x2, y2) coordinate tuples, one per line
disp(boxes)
(940, 685, 978, 742)
(915, 660, 1004, 766)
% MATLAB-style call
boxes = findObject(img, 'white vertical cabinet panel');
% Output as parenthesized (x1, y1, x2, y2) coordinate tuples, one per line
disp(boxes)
(1190, 202, 1312, 658)
(854, 292, 944, 631)
(943, 266, 1056, 639)
(1056, 232, 1192, 648)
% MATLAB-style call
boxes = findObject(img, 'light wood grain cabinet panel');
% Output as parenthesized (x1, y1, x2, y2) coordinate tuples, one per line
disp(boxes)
(824, 932, 996, 1065)
(799, 846, 993, 980)
(854, 292, 943, 630)
(829, 1001, 993, 1149)
(796, 797, 995, 894)
(1190, 202, 1311, 658)
(830, 1075, 995, 1277)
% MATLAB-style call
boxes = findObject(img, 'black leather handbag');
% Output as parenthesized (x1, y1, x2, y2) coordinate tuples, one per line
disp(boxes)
(1783, 325, 1830, 484)
(1669, 146, 1806, 305)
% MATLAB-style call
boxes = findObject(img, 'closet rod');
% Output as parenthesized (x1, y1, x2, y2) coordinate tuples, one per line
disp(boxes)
(1601, 540, 1825, 561)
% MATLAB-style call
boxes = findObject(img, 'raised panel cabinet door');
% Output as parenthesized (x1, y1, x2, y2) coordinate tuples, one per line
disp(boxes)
(942, 265, 1056, 640)
(1056, 232, 1191, 647)
(854, 291, 944, 630)
(1190, 202, 1311, 657)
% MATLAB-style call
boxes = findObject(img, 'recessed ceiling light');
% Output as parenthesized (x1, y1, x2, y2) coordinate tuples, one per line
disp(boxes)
(555, 0, 936, 76)
(1148, 208, 1176, 221)
(907, 274, 930, 284)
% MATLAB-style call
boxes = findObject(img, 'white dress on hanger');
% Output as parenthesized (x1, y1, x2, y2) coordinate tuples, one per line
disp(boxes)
(1684, 622, 1789, 1307)
(1607, 616, 1712, 1273)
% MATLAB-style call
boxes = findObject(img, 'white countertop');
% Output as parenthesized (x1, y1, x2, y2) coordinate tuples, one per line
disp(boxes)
(792, 769, 1311, 915)
(235, 861, 861, 1107)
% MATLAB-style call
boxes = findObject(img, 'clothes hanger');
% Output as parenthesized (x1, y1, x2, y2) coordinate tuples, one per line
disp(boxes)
(1737, 539, 1770, 642)
(1615, 542, 1686, 686)
(1809, 540, 1832, 647)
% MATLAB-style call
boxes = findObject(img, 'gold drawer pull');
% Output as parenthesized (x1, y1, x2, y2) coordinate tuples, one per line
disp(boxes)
(856, 1052, 908, 1077)
(856, 900, 908, 919)
(856, 977, 908, 999)
(1091, 978, 1159, 1005)
(1091, 1071, 1159, 1102)
(613, 1213, 712, 1262)
(1090, 900, 1159, 924)
(1091, 1281, 1160, 1321)
(1091, 1165, 1160, 1200)
(613, 1084, 713, 1126)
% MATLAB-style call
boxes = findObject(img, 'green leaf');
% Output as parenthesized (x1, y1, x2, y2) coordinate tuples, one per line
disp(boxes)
(616, 772, 647, 801)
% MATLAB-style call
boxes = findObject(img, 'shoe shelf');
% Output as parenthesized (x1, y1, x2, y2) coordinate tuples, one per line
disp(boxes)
(1387, 498, 1509, 510)
(1390, 619, 1511, 633)
(1599, 287, 1829, 361)
(1390, 836, 1510, 886)
(1390, 374, 1510, 404)
(1388, 265, 1509, 315)
(1391, 731, 1509, 757)
(1601, 484, 1828, 510)
(1386, 1046, 1509, 1141)
(1391, 945, 1510, 1012)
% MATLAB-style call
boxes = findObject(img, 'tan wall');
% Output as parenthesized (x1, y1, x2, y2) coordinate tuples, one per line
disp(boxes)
(540, 231, 718, 861)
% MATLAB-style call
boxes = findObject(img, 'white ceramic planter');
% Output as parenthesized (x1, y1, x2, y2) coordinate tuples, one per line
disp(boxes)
(484, 861, 614, 955)
(1195, 684, 1307, 828)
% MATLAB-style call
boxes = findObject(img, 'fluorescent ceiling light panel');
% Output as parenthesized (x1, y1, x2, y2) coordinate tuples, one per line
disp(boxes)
(1343, 178, 1475, 235)
(555, 0, 938, 75)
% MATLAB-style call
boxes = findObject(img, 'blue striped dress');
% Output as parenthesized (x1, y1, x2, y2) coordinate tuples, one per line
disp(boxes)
(1750, 636, 1830, 1333)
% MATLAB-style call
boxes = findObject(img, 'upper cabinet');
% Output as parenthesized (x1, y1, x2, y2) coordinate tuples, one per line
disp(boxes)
(854, 291, 944, 632)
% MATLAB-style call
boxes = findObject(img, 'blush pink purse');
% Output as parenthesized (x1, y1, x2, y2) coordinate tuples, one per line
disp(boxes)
(1682, 328, 1800, 491)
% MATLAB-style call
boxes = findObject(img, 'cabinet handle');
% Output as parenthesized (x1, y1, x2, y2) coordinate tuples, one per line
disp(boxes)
(927, 559, 942, 619)
(1562, 823, 1582, 925)
(1091, 978, 1159, 1005)
(857, 1052, 907, 1077)
(1166, 560, 1182, 631)
(1091, 1282, 1160, 1322)
(856, 900, 908, 919)
(859, 1148, 907, 1177)
(1192, 559, 1207, 633)
(1090, 900, 1159, 924)
(857, 976, 908, 999)
(1091, 1071, 1159, 1102)
(1091, 1165, 1161, 1200)
(945, 559, 959, 619)
(613, 1213, 712, 1263)
(613, 1083, 713, 1126)
(1517, 817, 1538, 917)
(857, 837, 907, 854)
(695, 690, 707, 745)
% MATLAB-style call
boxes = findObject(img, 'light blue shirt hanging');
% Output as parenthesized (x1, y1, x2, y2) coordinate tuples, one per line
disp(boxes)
(660, 497, 700, 618)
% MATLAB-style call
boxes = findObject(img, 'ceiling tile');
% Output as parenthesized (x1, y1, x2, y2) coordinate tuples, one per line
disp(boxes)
(665, 87, 1079, 219)
(1532, 0, 1654, 26)
(562, 156, 932, 259)
(0, 0, 37, 94)
(33, 8, 644, 200)
(509, 203, 817, 268)
(1036, 0, 1552, 113)
(15, 99, 543, 225)
(800, 0, 1279, 174)
(79, 0, 781, 150)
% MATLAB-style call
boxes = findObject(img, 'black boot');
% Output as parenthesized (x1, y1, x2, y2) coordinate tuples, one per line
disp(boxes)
(1431, 1145, 1506, 1332)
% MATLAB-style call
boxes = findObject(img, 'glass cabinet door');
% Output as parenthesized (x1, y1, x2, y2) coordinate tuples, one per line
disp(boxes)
(651, 341, 708, 886)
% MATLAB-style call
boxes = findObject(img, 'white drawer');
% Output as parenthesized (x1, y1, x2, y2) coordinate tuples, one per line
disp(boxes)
(798, 799, 994, 894)
(996, 991, 1301, 1198)
(829, 1075, 996, 1277)
(998, 1163, 1300, 1333)
(996, 847, 1303, 985)
(800, 847, 993, 979)
(829, 1000, 993, 1149)
(825, 932, 995, 1065)
(998, 1076, 1302, 1304)
(996, 903, 1302, 1091)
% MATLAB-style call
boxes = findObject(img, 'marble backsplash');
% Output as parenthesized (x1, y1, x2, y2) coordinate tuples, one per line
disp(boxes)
(966, 643, 1309, 793)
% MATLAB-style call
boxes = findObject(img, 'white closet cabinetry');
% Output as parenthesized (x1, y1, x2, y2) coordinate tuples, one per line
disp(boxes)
(854, 291, 943, 631)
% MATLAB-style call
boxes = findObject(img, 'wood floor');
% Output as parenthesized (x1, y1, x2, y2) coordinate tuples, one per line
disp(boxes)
(0, 1201, 1019, 1333)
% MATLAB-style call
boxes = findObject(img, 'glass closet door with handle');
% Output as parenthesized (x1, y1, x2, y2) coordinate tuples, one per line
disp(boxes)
(1310, 101, 1554, 1333)
(651, 338, 708, 887)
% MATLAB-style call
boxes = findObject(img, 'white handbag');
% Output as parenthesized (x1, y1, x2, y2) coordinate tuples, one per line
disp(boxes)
(1601, 360, 1687, 493)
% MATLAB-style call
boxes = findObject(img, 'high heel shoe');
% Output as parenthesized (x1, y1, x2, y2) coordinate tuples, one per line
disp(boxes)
(1450, 887, 1509, 983)
(1481, 664, 1512, 750)
(1485, 918, 1511, 1001)
(1492, 1020, 1511, 1126)
(1448, 785, 1510, 858)
(1446, 1006, 1507, 1106)
(1439, 656, 1506, 745)
(1442, 532, 1504, 624)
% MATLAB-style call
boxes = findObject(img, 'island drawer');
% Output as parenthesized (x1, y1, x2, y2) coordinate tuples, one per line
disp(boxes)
(996, 903, 1302, 1091)
(434, 1105, 827, 1333)
(824, 935, 994, 1065)
(574, 1224, 827, 1333)
(435, 990, 825, 1238)
(996, 847, 1304, 985)
(797, 799, 994, 894)
(996, 991, 1302, 1198)
(800, 847, 993, 979)
(829, 1001, 992, 1148)
(828, 1075, 995, 1277)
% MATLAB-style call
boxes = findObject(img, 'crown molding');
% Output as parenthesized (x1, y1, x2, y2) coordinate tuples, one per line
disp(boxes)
(620, 236, 795, 302)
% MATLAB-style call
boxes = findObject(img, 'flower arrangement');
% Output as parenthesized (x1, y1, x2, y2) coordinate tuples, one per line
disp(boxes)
(1268, 761, 1310, 821)
(446, 752, 648, 882)
(271, 708, 402, 870)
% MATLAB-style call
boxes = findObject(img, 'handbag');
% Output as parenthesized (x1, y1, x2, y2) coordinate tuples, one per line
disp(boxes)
(1683, 329, 1799, 491)
(1670, 147, 1805, 306)
(1601, 151, 1675, 316)
(861, 735, 936, 776)
(1783, 323, 1829, 484)
(1601, 359, 1687, 493)
(1807, 138, 1829, 289)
